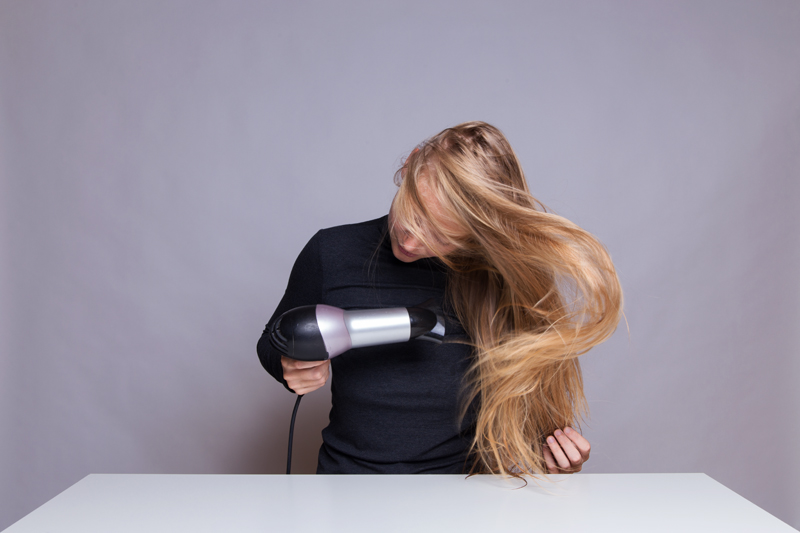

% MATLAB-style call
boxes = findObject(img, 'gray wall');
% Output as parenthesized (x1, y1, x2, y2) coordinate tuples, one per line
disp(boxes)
(2, 0, 798, 529)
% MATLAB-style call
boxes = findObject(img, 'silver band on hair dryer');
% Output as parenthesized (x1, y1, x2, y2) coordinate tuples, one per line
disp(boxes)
(269, 299, 445, 361)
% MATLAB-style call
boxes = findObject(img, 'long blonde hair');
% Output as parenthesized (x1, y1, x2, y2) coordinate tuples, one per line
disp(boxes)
(390, 122, 623, 477)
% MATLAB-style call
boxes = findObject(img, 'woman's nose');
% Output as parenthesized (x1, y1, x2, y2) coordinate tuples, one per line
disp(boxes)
(399, 231, 423, 251)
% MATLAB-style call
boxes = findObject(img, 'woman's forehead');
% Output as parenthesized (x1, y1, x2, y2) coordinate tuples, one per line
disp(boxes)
(412, 178, 462, 235)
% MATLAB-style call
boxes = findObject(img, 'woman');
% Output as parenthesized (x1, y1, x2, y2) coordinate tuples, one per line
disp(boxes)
(258, 121, 622, 477)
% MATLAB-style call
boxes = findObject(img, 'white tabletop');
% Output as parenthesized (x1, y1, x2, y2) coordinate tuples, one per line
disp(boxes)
(4, 473, 796, 532)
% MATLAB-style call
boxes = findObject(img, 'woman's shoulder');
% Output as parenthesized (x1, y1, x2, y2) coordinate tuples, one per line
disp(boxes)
(317, 215, 387, 236)
(312, 215, 388, 248)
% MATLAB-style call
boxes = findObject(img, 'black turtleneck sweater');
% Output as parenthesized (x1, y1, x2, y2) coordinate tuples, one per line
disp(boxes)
(258, 216, 474, 474)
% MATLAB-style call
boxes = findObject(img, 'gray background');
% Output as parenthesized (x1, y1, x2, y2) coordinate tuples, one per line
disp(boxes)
(1, 0, 798, 530)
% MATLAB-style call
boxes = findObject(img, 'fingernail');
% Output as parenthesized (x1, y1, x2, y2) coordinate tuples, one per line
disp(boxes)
(554, 430, 563, 437)
(564, 427, 572, 435)
(547, 436, 556, 445)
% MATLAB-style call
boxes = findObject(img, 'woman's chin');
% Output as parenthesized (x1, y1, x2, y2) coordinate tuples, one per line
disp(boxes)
(394, 252, 417, 263)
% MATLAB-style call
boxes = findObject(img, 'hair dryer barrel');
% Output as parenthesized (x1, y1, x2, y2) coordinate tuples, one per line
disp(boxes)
(270, 300, 445, 361)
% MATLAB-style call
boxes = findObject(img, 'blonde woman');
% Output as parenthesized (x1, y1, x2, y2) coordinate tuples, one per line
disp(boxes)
(258, 122, 622, 477)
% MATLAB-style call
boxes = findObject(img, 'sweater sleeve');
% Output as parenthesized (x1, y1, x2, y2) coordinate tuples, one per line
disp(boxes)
(257, 232, 324, 390)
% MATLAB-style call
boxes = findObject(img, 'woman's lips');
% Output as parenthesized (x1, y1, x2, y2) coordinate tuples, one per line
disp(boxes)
(397, 244, 416, 258)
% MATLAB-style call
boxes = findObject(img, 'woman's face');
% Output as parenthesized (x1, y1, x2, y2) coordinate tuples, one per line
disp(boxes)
(388, 179, 461, 263)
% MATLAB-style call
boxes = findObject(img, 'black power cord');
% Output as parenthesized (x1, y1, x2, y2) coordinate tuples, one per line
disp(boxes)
(286, 394, 303, 474)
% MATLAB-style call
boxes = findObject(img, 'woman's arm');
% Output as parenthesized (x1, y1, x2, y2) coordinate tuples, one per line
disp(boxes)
(257, 232, 325, 392)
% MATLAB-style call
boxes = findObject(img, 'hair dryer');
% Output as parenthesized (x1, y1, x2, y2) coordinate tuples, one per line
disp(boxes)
(269, 299, 445, 361)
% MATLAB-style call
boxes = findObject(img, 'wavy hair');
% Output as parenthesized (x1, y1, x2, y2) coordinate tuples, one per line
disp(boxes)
(390, 122, 623, 478)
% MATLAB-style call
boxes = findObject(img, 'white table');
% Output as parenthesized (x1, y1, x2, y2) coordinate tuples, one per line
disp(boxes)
(4, 473, 796, 532)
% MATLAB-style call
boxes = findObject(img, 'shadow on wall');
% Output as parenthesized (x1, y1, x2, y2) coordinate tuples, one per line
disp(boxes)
(237, 381, 332, 475)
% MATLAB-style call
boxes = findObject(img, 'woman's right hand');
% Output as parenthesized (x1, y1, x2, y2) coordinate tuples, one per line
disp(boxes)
(281, 356, 330, 395)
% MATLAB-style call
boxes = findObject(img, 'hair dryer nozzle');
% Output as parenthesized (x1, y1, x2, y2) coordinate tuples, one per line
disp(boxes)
(407, 299, 446, 344)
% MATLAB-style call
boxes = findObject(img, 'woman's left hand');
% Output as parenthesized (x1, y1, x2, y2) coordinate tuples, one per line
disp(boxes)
(543, 427, 591, 474)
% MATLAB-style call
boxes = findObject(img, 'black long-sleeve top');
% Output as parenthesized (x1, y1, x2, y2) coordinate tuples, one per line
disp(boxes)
(257, 216, 475, 474)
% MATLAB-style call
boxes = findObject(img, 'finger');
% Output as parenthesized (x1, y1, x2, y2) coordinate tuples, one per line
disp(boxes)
(286, 365, 329, 380)
(546, 435, 571, 470)
(291, 383, 322, 395)
(294, 359, 330, 369)
(553, 429, 582, 465)
(287, 361, 329, 382)
(282, 357, 330, 370)
(543, 446, 559, 474)
(287, 376, 326, 395)
(563, 427, 591, 460)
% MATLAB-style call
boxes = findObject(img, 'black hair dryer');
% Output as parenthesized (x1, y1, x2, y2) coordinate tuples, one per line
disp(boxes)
(269, 299, 445, 361)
